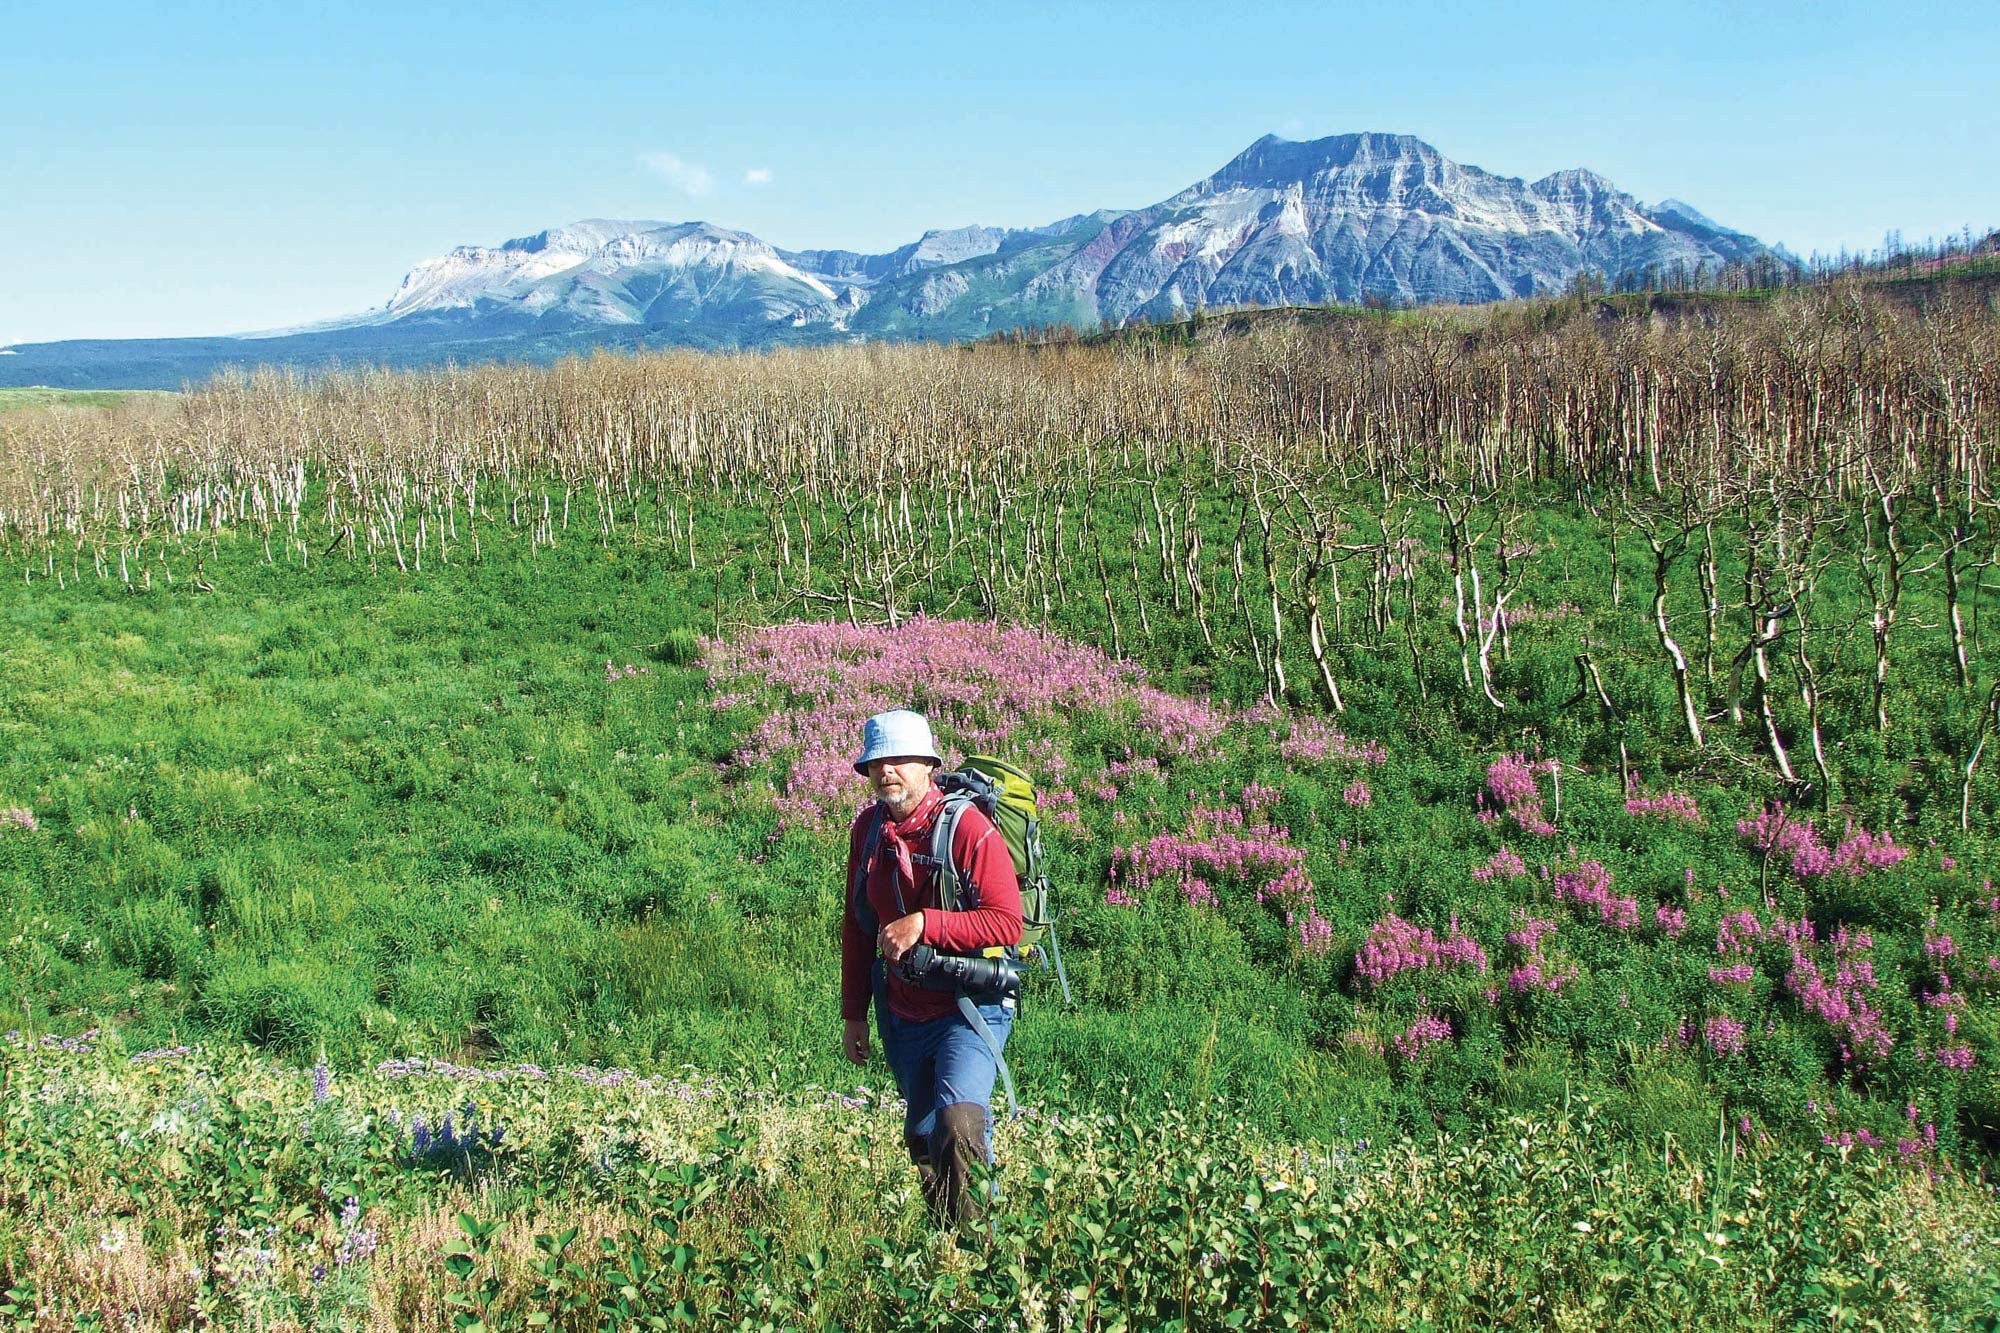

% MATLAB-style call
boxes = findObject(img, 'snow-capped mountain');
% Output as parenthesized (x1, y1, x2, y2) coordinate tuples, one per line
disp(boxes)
(1028, 134, 1766, 320)
(0, 133, 1775, 389)
(376, 220, 848, 328)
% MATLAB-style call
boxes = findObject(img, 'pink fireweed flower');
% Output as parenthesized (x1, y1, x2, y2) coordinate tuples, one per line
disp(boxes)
(1472, 845, 1527, 882)
(1354, 913, 1489, 986)
(1716, 910, 1764, 955)
(1239, 782, 1284, 811)
(1113, 785, 1317, 923)
(1785, 926, 1894, 1066)
(1551, 859, 1638, 931)
(1655, 904, 1689, 938)
(1104, 886, 1138, 909)
(1830, 824, 1908, 877)
(0, 808, 33, 834)
(1105, 754, 1164, 784)
(703, 617, 1230, 828)
(1391, 1013, 1453, 1060)
(1507, 958, 1576, 994)
(1738, 802, 1907, 882)
(1504, 910, 1574, 994)
(1737, 802, 1830, 879)
(1506, 915, 1558, 952)
(1704, 1015, 1747, 1055)
(1040, 786, 1085, 836)
(1297, 905, 1334, 955)
(1501, 600, 1578, 627)
(1342, 779, 1373, 808)
(1480, 754, 1556, 836)
(1625, 790, 1704, 826)
(1273, 714, 1388, 767)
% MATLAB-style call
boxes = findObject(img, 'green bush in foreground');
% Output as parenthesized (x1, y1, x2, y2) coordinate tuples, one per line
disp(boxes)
(3, 1041, 1996, 1331)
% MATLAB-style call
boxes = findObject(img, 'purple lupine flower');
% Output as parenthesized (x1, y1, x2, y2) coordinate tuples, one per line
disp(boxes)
(336, 1227, 378, 1266)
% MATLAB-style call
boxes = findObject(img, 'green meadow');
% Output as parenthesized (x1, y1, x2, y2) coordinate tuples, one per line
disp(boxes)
(3, 308, 1999, 1325)
(4, 485, 1997, 1151)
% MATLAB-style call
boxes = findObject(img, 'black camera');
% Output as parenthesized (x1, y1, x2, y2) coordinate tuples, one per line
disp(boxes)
(895, 944, 1020, 999)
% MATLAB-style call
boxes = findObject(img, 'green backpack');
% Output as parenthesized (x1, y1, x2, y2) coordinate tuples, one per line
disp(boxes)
(928, 755, 1072, 1005)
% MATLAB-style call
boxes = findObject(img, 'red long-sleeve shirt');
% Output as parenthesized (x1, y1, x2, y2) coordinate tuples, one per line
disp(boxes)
(840, 784, 1022, 1023)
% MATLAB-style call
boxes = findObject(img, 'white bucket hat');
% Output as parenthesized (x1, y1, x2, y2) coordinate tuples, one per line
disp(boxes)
(853, 709, 943, 774)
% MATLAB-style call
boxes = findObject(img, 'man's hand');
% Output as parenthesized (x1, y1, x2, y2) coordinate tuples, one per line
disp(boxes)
(842, 1018, 870, 1067)
(878, 911, 925, 964)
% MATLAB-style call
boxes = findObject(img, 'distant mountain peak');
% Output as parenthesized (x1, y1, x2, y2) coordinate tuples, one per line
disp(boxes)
(1649, 198, 1722, 230)
(503, 219, 677, 253)
(1204, 131, 1442, 192)
(1532, 167, 1620, 195)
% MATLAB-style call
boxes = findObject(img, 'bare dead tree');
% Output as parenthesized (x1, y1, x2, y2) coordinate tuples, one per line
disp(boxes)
(1962, 681, 2000, 833)
(1631, 499, 1707, 749)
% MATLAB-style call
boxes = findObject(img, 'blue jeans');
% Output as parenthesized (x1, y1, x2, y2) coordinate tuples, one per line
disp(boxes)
(873, 968, 1014, 1160)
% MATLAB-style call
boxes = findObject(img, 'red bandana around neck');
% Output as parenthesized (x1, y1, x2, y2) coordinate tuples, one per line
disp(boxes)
(876, 785, 944, 915)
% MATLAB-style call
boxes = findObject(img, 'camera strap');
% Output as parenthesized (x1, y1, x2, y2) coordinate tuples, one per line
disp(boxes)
(957, 993, 1019, 1120)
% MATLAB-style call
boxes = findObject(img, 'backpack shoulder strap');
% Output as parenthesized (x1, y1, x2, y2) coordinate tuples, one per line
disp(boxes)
(851, 806, 885, 939)
(924, 795, 972, 911)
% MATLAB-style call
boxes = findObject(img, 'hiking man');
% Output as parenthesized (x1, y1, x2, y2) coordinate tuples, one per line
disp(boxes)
(840, 708, 1022, 1226)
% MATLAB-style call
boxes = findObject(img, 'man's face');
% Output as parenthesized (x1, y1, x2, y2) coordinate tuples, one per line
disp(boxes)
(867, 756, 934, 813)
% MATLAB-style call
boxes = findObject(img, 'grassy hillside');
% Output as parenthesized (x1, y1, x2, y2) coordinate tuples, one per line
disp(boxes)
(0, 386, 175, 412)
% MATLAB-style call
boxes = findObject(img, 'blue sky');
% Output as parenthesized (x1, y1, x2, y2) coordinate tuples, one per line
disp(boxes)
(2, 0, 1994, 345)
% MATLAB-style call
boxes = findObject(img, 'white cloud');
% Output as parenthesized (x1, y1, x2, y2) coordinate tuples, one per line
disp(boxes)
(642, 151, 714, 198)
(743, 167, 773, 186)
